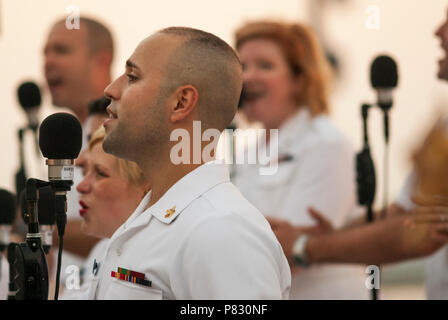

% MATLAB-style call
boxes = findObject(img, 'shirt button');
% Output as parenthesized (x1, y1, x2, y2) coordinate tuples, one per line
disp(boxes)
(116, 248, 122, 256)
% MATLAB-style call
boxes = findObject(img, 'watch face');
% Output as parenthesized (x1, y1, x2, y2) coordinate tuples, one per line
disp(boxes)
(293, 255, 305, 267)
(292, 235, 309, 267)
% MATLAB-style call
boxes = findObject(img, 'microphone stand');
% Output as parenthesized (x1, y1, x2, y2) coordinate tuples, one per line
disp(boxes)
(356, 103, 378, 300)
(47, 169, 73, 300)
(15, 128, 27, 198)
(379, 104, 392, 219)
(15, 125, 42, 198)
(11, 178, 50, 300)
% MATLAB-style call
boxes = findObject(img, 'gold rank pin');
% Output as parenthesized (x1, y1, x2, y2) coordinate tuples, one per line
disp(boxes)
(164, 206, 176, 218)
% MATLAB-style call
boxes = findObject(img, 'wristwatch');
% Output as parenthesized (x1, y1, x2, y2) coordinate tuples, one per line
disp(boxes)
(292, 234, 310, 268)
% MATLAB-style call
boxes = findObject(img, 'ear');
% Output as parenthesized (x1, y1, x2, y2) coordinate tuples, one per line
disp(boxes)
(169, 85, 199, 123)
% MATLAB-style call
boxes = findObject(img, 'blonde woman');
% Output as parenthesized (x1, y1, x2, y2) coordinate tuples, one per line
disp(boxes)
(61, 126, 149, 299)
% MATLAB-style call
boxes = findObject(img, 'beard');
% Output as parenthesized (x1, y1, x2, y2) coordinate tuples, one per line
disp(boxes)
(103, 96, 169, 164)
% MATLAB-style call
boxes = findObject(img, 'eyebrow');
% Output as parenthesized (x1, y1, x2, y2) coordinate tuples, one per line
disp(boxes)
(126, 59, 141, 71)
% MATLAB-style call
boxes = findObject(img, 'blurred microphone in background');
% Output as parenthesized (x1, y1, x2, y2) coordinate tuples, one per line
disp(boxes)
(370, 55, 399, 144)
(17, 81, 41, 135)
(15, 81, 42, 199)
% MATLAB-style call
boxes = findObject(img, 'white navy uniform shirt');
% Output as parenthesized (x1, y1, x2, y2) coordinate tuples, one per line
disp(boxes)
(233, 108, 368, 299)
(60, 238, 109, 300)
(396, 172, 448, 300)
(88, 161, 291, 300)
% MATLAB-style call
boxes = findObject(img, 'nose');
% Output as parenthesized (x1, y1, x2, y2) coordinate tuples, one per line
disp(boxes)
(435, 21, 447, 38)
(104, 75, 123, 101)
(242, 65, 254, 82)
(76, 174, 92, 194)
(242, 64, 262, 85)
(435, 24, 443, 38)
(44, 50, 58, 74)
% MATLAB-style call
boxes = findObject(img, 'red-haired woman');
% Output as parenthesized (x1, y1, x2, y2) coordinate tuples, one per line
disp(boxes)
(233, 21, 367, 299)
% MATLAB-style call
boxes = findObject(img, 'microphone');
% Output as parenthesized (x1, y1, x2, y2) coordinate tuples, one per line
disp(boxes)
(39, 112, 82, 236)
(17, 81, 42, 132)
(39, 112, 82, 300)
(0, 189, 16, 252)
(370, 55, 398, 111)
(20, 186, 55, 254)
(370, 55, 399, 145)
(16, 82, 43, 197)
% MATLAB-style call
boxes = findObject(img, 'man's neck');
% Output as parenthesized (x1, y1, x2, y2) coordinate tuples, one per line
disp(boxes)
(74, 105, 89, 124)
(141, 156, 203, 209)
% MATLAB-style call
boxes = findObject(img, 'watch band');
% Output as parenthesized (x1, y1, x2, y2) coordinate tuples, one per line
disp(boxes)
(292, 234, 310, 268)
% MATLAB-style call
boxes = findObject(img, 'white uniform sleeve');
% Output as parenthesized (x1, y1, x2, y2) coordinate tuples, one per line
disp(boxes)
(170, 214, 290, 300)
(280, 139, 356, 228)
(395, 172, 416, 211)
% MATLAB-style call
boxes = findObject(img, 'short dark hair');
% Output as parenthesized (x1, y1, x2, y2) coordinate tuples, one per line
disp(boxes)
(160, 27, 240, 64)
(157, 27, 242, 132)
(54, 16, 114, 61)
(80, 17, 114, 60)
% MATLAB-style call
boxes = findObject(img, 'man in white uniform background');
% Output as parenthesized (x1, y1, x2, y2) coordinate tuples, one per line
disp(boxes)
(43, 17, 114, 280)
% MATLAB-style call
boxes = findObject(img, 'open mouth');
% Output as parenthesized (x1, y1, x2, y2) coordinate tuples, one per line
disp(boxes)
(245, 91, 264, 101)
(242, 83, 266, 103)
(106, 106, 118, 119)
(79, 200, 89, 217)
(47, 77, 64, 91)
(244, 90, 265, 102)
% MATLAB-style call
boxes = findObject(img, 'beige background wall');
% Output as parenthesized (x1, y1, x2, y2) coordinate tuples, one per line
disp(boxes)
(2, 0, 447, 207)
(1, 0, 447, 297)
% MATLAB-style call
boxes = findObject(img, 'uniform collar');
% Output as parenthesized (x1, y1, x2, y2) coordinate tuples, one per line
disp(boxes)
(124, 161, 230, 228)
(277, 107, 311, 150)
(257, 107, 311, 156)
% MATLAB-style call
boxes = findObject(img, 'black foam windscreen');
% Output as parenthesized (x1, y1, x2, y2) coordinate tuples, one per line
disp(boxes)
(370, 55, 398, 89)
(0, 189, 16, 225)
(20, 187, 55, 225)
(17, 81, 42, 110)
(39, 113, 83, 159)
